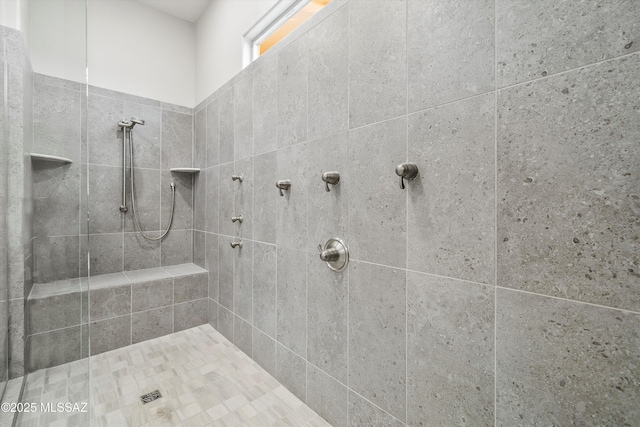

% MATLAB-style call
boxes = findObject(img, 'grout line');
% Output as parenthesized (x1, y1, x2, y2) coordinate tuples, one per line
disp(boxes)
(495, 286, 640, 315)
(494, 0, 499, 422)
(496, 49, 640, 92)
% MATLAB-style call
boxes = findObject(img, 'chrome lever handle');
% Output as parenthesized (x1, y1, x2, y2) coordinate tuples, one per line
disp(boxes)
(230, 241, 243, 249)
(232, 174, 243, 182)
(276, 179, 291, 196)
(231, 215, 243, 223)
(395, 163, 419, 190)
(321, 171, 340, 192)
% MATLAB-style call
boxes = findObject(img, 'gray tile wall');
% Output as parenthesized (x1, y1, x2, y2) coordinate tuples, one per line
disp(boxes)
(2, 24, 34, 379)
(26, 266, 208, 370)
(196, 1, 640, 425)
(31, 76, 195, 285)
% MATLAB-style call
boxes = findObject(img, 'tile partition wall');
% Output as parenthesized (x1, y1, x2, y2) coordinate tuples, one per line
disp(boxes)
(194, 0, 640, 426)
(1, 24, 34, 380)
(31, 74, 196, 283)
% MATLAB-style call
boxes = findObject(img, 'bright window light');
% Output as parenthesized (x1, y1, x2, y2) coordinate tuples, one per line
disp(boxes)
(243, 0, 331, 67)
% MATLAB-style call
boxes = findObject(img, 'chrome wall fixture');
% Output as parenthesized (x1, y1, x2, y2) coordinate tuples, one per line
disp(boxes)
(232, 174, 243, 182)
(276, 179, 291, 196)
(321, 171, 340, 192)
(231, 215, 243, 223)
(118, 117, 176, 240)
(317, 238, 349, 272)
(395, 162, 419, 189)
(230, 241, 243, 249)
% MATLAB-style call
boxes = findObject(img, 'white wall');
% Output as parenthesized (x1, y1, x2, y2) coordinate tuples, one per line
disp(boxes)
(29, 0, 86, 84)
(29, 0, 196, 108)
(0, 0, 30, 45)
(195, 0, 276, 105)
(87, 0, 195, 107)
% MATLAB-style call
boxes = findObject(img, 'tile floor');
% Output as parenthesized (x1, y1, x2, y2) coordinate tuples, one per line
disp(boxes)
(14, 325, 331, 426)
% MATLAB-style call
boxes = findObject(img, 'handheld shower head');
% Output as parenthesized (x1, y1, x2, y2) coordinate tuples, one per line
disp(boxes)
(130, 117, 145, 127)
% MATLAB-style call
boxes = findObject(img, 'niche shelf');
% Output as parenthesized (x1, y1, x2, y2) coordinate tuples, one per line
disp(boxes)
(30, 153, 73, 164)
(170, 167, 200, 174)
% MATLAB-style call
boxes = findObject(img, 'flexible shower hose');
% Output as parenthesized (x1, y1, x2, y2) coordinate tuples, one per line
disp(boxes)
(129, 130, 175, 240)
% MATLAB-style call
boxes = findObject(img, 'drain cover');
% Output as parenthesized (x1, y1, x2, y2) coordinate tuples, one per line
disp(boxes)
(140, 390, 162, 404)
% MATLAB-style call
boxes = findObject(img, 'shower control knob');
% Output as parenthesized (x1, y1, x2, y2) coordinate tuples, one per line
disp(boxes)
(317, 238, 349, 272)
(276, 180, 291, 196)
(230, 241, 243, 249)
(395, 162, 419, 190)
(232, 174, 243, 182)
(231, 215, 243, 223)
(321, 171, 340, 192)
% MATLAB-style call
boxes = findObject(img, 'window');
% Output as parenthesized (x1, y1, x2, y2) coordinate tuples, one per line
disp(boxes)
(243, 0, 331, 67)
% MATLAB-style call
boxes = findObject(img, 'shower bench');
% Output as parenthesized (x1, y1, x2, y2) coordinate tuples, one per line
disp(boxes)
(25, 263, 209, 371)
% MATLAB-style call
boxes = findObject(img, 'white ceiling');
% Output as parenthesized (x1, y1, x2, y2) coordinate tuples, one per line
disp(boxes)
(135, 0, 213, 23)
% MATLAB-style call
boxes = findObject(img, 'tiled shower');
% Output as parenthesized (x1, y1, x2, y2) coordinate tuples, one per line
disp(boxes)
(1, 0, 639, 426)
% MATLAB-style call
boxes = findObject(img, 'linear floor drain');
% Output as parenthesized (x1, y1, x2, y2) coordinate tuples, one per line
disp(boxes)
(140, 390, 162, 404)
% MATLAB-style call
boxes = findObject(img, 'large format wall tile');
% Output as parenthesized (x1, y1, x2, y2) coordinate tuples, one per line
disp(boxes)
(123, 232, 160, 271)
(162, 170, 192, 231)
(89, 234, 123, 275)
(218, 305, 233, 342)
(193, 172, 206, 232)
(206, 166, 219, 233)
(233, 240, 252, 322)
(206, 99, 219, 167)
(219, 88, 234, 164)
(124, 101, 161, 169)
(33, 82, 82, 162)
(407, 272, 494, 426)
(307, 257, 347, 384)
(160, 229, 192, 266)
(497, 55, 640, 312)
(348, 392, 404, 427)
(349, 261, 406, 421)
(125, 168, 160, 233)
(194, 107, 206, 169)
(276, 142, 308, 250)
(408, 0, 494, 112)
(132, 306, 173, 344)
(205, 233, 219, 302)
(161, 109, 192, 169)
(90, 314, 131, 355)
(233, 315, 252, 356)
(306, 132, 348, 253)
(131, 278, 172, 312)
(349, 0, 406, 128)
(277, 35, 308, 148)
(234, 158, 253, 239)
(408, 94, 495, 284)
(497, 0, 640, 87)
(253, 151, 276, 244)
(27, 327, 81, 372)
(307, 6, 348, 140)
(252, 242, 276, 338)
(174, 298, 208, 332)
(89, 165, 122, 234)
(34, 236, 81, 283)
(277, 247, 307, 357)
(218, 235, 234, 311)
(252, 327, 276, 377)
(496, 289, 640, 426)
(276, 344, 306, 402)
(234, 75, 253, 161)
(88, 94, 123, 166)
(218, 162, 235, 237)
(348, 117, 406, 268)
(33, 163, 80, 237)
(90, 284, 131, 322)
(307, 364, 348, 427)
(253, 58, 278, 155)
